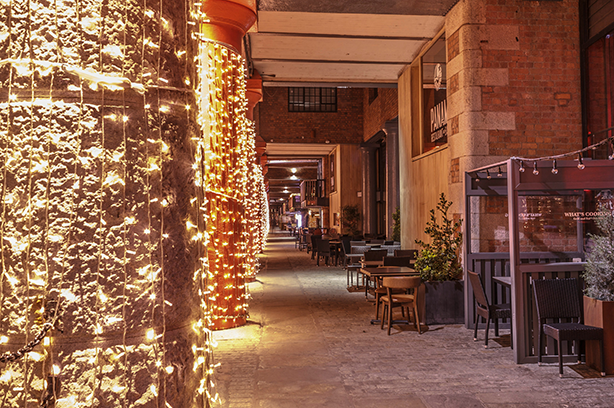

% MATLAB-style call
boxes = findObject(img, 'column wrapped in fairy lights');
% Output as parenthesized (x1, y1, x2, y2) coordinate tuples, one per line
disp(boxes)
(197, 0, 264, 331)
(0, 0, 219, 406)
(198, 43, 249, 330)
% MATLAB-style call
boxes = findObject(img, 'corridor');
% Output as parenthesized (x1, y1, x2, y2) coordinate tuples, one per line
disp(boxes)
(213, 234, 614, 408)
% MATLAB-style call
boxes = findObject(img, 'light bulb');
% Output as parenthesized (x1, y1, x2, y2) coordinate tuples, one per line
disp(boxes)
(577, 154, 585, 170)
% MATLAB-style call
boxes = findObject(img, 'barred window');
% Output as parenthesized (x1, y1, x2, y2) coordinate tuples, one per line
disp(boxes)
(288, 87, 337, 112)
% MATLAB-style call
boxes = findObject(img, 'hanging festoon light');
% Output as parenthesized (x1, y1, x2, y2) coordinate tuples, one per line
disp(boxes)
(577, 153, 586, 170)
(0, 0, 220, 406)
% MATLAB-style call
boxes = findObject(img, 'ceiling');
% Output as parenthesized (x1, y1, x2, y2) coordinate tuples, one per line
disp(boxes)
(247, 0, 457, 86)
(249, 0, 459, 207)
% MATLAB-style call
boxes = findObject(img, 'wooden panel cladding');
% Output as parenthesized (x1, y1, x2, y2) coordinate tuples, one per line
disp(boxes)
(409, 149, 451, 247)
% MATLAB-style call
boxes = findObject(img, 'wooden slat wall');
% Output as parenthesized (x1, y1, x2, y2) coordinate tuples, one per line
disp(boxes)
(588, 0, 614, 40)
(398, 66, 450, 249)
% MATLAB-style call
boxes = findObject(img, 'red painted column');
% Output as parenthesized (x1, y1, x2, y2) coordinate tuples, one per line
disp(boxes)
(201, 0, 257, 52)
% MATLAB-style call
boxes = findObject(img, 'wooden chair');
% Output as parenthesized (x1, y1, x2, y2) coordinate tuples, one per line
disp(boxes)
(467, 270, 512, 348)
(372, 256, 414, 320)
(533, 278, 605, 377)
(380, 276, 422, 335)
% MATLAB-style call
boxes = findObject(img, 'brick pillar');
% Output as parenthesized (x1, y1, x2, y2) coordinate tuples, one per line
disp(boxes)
(445, 0, 582, 213)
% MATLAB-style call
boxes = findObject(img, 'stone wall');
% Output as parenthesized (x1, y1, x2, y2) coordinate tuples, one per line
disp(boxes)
(0, 0, 212, 405)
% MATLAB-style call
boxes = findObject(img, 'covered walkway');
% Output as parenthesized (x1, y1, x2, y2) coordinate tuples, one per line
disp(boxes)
(213, 234, 614, 408)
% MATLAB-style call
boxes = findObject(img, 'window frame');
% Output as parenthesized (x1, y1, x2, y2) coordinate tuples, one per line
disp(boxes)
(288, 87, 337, 112)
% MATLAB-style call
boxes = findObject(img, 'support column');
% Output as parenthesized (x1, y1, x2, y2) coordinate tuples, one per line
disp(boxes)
(198, 0, 258, 331)
(361, 144, 378, 237)
(384, 119, 400, 240)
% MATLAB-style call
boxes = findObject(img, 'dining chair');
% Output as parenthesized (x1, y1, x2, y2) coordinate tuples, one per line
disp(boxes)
(380, 276, 422, 335)
(316, 238, 332, 266)
(394, 249, 418, 259)
(311, 235, 322, 260)
(340, 238, 352, 267)
(467, 270, 512, 348)
(383, 256, 413, 267)
(532, 278, 605, 377)
(371, 256, 414, 320)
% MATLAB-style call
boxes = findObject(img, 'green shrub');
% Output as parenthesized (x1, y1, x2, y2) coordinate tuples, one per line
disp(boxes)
(414, 193, 463, 282)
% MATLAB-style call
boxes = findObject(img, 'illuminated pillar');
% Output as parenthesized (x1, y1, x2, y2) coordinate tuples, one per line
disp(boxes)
(198, 0, 257, 330)
(0, 0, 218, 407)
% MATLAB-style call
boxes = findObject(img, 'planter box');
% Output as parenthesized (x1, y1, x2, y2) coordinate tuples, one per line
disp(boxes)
(419, 280, 465, 325)
(583, 296, 614, 375)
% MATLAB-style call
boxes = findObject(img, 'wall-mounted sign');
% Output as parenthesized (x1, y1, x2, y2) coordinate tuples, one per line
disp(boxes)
(430, 99, 447, 142)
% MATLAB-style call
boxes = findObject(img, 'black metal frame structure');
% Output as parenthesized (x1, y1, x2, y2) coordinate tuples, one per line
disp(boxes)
(464, 158, 614, 364)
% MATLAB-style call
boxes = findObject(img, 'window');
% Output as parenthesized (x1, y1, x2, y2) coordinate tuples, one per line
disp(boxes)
(411, 33, 447, 157)
(288, 87, 337, 112)
(422, 36, 447, 153)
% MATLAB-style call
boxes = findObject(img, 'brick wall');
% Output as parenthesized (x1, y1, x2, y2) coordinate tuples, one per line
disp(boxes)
(256, 87, 364, 144)
(363, 88, 399, 141)
(481, 0, 582, 157)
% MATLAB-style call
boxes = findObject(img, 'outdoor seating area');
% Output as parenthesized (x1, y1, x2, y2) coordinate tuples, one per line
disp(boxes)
(465, 158, 614, 373)
(214, 236, 614, 406)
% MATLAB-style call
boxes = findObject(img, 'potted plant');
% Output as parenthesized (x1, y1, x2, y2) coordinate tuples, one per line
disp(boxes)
(341, 205, 361, 238)
(583, 197, 614, 375)
(414, 193, 464, 325)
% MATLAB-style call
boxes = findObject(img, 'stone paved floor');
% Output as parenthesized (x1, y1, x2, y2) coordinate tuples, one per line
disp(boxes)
(212, 235, 614, 408)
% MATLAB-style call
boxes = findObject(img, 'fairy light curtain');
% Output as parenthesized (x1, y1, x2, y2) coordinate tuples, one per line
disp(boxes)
(198, 42, 254, 330)
(0, 0, 220, 406)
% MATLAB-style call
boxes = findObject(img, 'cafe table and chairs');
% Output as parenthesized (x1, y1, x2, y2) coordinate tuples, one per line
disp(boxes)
(359, 266, 419, 324)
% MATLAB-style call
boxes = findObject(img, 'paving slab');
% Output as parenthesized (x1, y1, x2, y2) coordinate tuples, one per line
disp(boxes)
(213, 234, 614, 407)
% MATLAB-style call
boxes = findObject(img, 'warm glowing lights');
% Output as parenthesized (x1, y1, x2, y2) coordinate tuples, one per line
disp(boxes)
(146, 329, 155, 341)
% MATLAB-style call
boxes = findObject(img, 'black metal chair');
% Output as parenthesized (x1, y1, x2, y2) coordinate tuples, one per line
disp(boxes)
(383, 256, 413, 267)
(394, 249, 418, 259)
(467, 270, 512, 349)
(532, 278, 605, 377)
(316, 238, 332, 266)
(310, 235, 321, 260)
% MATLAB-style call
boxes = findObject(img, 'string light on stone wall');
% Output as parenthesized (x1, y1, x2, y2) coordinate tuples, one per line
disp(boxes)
(0, 1, 218, 407)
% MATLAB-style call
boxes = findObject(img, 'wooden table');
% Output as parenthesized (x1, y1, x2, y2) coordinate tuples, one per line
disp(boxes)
(360, 266, 417, 278)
